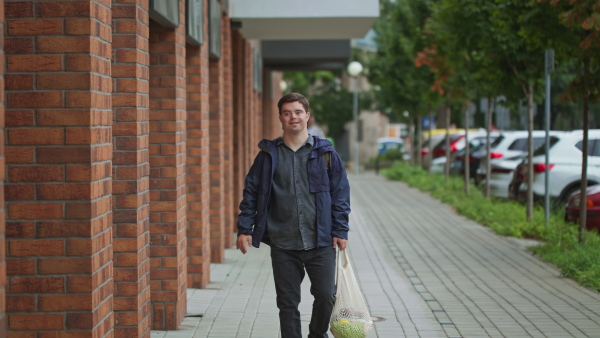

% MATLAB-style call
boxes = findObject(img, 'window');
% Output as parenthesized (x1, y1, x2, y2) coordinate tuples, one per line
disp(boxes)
(186, 0, 204, 46)
(576, 139, 600, 156)
(508, 138, 528, 151)
(150, 0, 179, 28)
(533, 136, 560, 156)
(490, 135, 504, 148)
(209, 0, 221, 60)
(253, 49, 262, 92)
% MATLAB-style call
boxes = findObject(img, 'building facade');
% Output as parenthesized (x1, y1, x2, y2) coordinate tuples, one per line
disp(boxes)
(0, 0, 378, 336)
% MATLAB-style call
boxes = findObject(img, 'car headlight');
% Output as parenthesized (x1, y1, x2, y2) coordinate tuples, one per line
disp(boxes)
(570, 197, 580, 207)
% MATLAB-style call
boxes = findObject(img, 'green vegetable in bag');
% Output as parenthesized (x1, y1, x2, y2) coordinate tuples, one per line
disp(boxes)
(330, 318, 367, 338)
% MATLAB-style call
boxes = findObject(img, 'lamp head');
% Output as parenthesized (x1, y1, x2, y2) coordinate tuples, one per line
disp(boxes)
(347, 61, 363, 77)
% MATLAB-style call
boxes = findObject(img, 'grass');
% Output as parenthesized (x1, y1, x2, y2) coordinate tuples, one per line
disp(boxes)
(382, 161, 600, 292)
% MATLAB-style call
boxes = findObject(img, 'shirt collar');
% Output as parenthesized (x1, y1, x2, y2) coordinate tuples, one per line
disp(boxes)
(277, 135, 314, 147)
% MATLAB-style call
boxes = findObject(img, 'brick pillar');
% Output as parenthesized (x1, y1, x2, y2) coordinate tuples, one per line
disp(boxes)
(186, 0, 211, 289)
(4, 1, 114, 336)
(244, 42, 253, 170)
(0, 1, 6, 336)
(231, 30, 245, 221)
(208, 13, 225, 264)
(222, 15, 234, 247)
(112, 0, 151, 337)
(148, 0, 187, 330)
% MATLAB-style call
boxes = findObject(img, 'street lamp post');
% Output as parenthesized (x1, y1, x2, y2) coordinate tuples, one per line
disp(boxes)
(347, 61, 363, 174)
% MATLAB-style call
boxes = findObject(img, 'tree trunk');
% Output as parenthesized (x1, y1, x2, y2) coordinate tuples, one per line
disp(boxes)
(416, 111, 422, 167)
(485, 97, 493, 198)
(527, 83, 535, 221)
(579, 93, 590, 243)
(409, 117, 415, 165)
(444, 96, 451, 183)
(464, 104, 470, 195)
(427, 108, 433, 172)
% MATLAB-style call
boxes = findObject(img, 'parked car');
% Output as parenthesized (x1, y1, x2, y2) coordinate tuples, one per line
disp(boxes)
(565, 185, 600, 232)
(450, 142, 486, 177)
(430, 131, 494, 174)
(508, 160, 525, 200)
(415, 134, 447, 170)
(482, 155, 526, 198)
(519, 130, 600, 204)
(476, 130, 563, 185)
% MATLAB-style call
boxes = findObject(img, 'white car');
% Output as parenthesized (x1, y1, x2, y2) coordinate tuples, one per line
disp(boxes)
(483, 156, 525, 198)
(477, 130, 565, 183)
(519, 130, 600, 203)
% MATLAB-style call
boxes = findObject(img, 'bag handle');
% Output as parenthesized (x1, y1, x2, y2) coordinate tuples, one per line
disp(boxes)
(335, 248, 350, 286)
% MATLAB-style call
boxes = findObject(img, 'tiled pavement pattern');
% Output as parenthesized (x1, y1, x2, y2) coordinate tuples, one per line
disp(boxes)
(152, 172, 600, 337)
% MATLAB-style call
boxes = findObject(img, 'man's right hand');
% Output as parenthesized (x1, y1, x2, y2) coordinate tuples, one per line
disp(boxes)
(236, 234, 252, 254)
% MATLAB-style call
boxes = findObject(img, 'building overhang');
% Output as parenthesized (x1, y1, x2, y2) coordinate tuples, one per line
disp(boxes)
(262, 40, 350, 71)
(230, 0, 379, 40)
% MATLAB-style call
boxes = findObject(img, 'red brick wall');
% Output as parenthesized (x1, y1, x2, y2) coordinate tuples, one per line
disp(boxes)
(0, 1, 6, 336)
(4, 1, 114, 336)
(186, 0, 211, 289)
(231, 30, 243, 222)
(148, 0, 187, 330)
(222, 14, 234, 248)
(112, 0, 151, 337)
(208, 9, 225, 264)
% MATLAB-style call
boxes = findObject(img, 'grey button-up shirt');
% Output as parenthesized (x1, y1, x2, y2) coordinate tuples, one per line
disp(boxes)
(267, 136, 318, 250)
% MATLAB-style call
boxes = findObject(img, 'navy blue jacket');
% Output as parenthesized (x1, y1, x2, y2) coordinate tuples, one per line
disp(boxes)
(237, 136, 351, 248)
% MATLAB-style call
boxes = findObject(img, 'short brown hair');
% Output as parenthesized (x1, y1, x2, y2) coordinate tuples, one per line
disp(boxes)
(277, 93, 310, 115)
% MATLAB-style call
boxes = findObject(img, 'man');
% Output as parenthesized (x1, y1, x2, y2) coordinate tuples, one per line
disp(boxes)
(307, 115, 326, 139)
(236, 93, 351, 338)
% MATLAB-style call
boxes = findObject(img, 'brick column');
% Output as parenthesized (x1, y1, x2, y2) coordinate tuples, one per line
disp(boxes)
(244, 43, 253, 170)
(0, 1, 6, 336)
(186, 0, 211, 288)
(112, 0, 151, 337)
(208, 13, 225, 264)
(4, 1, 114, 336)
(231, 29, 246, 219)
(222, 15, 234, 247)
(148, 0, 187, 330)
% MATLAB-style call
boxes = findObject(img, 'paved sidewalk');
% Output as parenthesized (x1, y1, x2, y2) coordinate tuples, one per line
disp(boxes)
(152, 172, 600, 338)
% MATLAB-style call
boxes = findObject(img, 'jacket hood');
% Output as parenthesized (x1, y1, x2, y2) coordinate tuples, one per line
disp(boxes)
(258, 136, 333, 154)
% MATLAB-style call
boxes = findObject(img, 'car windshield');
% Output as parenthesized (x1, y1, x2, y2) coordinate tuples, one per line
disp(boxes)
(533, 136, 560, 156)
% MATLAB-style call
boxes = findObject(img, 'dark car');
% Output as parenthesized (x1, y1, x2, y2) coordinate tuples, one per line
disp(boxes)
(565, 185, 600, 232)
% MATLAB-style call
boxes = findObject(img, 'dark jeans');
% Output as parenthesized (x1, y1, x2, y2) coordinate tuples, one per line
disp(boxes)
(270, 246, 336, 338)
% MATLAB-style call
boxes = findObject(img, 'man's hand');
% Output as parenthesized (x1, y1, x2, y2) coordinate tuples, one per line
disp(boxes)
(236, 234, 252, 254)
(333, 237, 347, 251)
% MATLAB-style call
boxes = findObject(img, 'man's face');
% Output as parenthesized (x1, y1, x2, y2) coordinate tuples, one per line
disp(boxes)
(279, 101, 310, 134)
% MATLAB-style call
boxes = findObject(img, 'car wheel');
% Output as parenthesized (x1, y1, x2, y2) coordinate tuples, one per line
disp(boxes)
(559, 185, 581, 206)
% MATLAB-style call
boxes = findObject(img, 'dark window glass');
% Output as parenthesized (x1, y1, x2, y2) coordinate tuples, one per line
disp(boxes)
(533, 136, 560, 156)
(577, 139, 600, 156)
(209, 0, 221, 59)
(150, 0, 179, 28)
(490, 135, 505, 148)
(508, 138, 528, 150)
(186, 0, 204, 46)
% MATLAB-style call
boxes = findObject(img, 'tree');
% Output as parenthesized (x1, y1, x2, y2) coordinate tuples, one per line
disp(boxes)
(368, 0, 438, 166)
(550, 0, 600, 242)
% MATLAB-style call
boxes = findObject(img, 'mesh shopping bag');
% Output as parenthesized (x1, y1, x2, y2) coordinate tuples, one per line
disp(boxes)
(329, 249, 373, 338)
